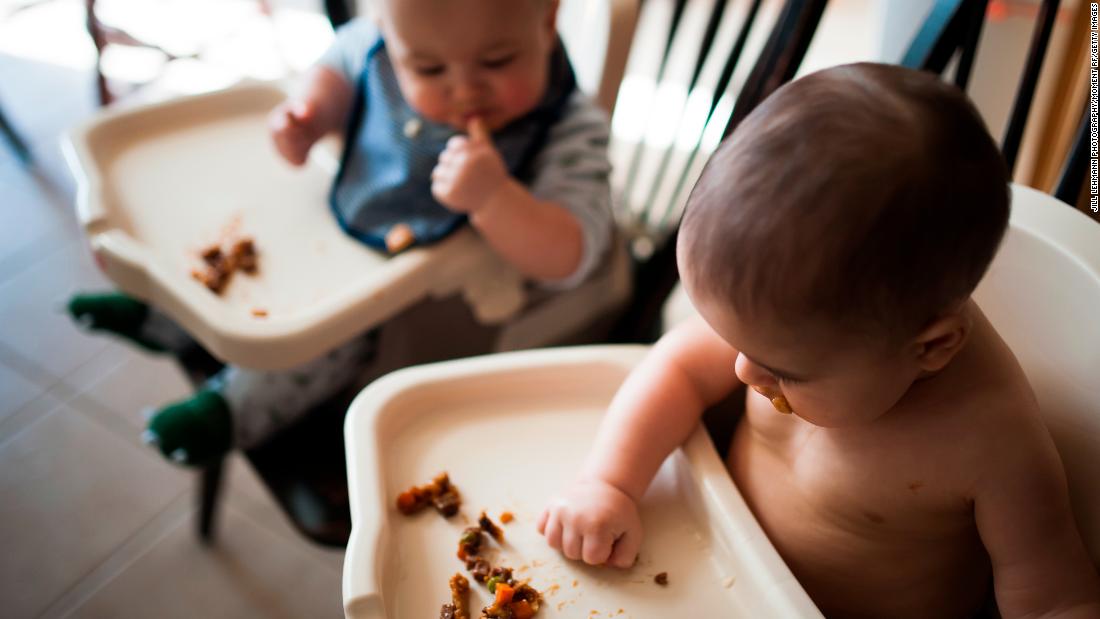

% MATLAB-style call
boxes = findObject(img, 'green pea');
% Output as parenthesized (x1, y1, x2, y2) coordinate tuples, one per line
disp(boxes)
(486, 576, 501, 594)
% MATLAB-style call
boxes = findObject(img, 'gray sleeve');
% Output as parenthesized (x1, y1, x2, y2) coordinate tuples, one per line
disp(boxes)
(527, 92, 615, 290)
(316, 18, 380, 85)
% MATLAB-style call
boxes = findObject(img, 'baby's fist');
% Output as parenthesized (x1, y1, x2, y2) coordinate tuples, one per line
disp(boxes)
(430, 118, 508, 213)
(268, 100, 322, 166)
(538, 478, 642, 568)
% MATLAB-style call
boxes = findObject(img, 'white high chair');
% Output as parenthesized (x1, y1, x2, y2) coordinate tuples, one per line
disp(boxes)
(664, 183, 1100, 568)
(63, 0, 641, 373)
(339, 185, 1099, 617)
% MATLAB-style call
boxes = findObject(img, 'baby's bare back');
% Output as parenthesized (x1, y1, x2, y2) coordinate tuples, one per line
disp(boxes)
(728, 311, 1041, 618)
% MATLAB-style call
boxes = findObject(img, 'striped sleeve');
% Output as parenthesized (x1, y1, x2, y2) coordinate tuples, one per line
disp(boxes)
(526, 92, 615, 290)
(315, 18, 379, 86)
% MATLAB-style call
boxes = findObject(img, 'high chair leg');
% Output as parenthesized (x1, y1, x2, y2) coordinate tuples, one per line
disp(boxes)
(198, 456, 225, 544)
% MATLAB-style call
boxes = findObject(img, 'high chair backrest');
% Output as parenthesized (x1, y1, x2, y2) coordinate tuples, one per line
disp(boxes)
(606, 0, 829, 342)
(558, 0, 640, 115)
(972, 184, 1100, 567)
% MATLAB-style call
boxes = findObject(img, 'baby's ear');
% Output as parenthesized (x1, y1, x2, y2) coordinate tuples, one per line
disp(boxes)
(543, 0, 560, 36)
(910, 309, 972, 372)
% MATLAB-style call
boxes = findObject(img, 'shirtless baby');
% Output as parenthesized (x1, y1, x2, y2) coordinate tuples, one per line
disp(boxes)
(538, 63, 1100, 618)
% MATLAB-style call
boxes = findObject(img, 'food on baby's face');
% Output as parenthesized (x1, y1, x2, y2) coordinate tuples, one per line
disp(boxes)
(385, 223, 416, 254)
(192, 236, 260, 294)
(396, 472, 461, 517)
(654, 572, 669, 586)
(479, 511, 504, 542)
(770, 395, 793, 414)
(440, 573, 471, 619)
(752, 386, 794, 414)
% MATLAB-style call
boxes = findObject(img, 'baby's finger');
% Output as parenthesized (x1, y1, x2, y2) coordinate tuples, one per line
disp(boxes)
(536, 509, 549, 534)
(467, 117, 490, 143)
(289, 100, 315, 124)
(543, 514, 564, 550)
(607, 528, 641, 569)
(581, 532, 614, 566)
(561, 527, 583, 561)
(446, 135, 468, 151)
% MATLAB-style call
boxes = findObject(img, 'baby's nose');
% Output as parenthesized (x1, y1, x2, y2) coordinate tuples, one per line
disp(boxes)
(734, 353, 777, 389)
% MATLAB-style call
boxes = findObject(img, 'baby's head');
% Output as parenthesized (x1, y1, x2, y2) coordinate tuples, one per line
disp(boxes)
(679, 63, 1009, 427)
(375, 0, 560, 131)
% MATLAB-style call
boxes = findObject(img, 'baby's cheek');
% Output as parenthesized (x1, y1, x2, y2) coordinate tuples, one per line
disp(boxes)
(494, 78, 544, 119)
(404, 85, 450, 125)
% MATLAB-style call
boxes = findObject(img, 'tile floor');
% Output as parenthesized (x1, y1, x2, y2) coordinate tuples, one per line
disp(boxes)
(0, 3, 345, 618)
(0, 1, 880, 617)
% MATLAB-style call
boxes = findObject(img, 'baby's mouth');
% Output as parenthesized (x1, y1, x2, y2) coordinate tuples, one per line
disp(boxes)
(752, 386, 793, 414)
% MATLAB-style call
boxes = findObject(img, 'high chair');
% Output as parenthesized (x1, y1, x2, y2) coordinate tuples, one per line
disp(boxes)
(338, 187, 1100, 617)
(65, 0, 641, 546)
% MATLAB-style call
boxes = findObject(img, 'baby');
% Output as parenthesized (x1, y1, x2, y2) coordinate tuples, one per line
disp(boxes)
(69, 0, 614, 465)
(539, 63, 1100, 618)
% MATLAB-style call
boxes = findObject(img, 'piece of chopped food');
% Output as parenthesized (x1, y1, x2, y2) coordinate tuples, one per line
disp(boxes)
(396, 472, 461, 517)
(192, 236, 259, 295)
(251, 308, 268, 318)
(500, 511, 514, 524)
(440, 573, 471, 619)
(481, 580, 542, 619)
(479, 511, 504, 542)
(465, 557, 492, 583)
(770, 395, 793, 414)
(654, 572, 668, 586)
(231, 238, 258, 273)
(458, 527, 485, 561)
(385, 223, 416, 253)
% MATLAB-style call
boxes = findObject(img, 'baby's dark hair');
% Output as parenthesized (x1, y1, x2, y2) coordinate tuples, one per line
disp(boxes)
(680, 62, 1010, 342)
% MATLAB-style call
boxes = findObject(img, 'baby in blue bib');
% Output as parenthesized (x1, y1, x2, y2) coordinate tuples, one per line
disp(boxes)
(69, 0, 615, 466)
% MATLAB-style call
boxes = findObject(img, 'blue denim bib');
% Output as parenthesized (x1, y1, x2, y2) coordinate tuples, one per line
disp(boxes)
(329, 36, 577, 252)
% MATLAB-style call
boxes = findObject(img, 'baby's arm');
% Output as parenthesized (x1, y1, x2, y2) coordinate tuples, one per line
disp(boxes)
(537, 314, 741, 567)
(974, 424, 1100, 617)
(268, 66, 354, 166)
(431, 119, 582, 280)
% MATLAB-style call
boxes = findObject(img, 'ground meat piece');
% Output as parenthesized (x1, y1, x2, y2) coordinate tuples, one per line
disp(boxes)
(465, 557, 492, 584)
(231, 238, 258, 273)
(395, 472, 462, 517)
(457, 527, 485, 561)
(434, 488, 461, 517)
(478, 511, 504, 542)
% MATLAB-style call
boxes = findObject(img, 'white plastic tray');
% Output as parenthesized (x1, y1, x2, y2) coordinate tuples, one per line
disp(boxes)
(64, 83, 525, 370)
(343, 345, 822, 618)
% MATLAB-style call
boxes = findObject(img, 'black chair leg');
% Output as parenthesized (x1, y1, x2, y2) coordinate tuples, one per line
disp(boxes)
(198, 456, 225, 544)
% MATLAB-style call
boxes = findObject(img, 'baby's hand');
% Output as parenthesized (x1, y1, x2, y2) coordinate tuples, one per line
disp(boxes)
(538, 478, 643, 568)
(431, 118, 509, 213)
(268, 100, 323, 166)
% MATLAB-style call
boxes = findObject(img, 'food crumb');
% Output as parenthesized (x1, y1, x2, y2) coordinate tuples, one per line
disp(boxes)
(572, 580, 579, 588)
(723, 576, 736, 588)
(251, 308, 268, 318)
(500, 511, 514, 524)
(654, 572, 668, 586)
(385, 223, 416, 253)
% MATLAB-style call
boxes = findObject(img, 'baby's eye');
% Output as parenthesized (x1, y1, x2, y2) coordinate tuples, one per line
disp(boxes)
(481, 54, 516, 69)
(413, 64, 445, 77)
